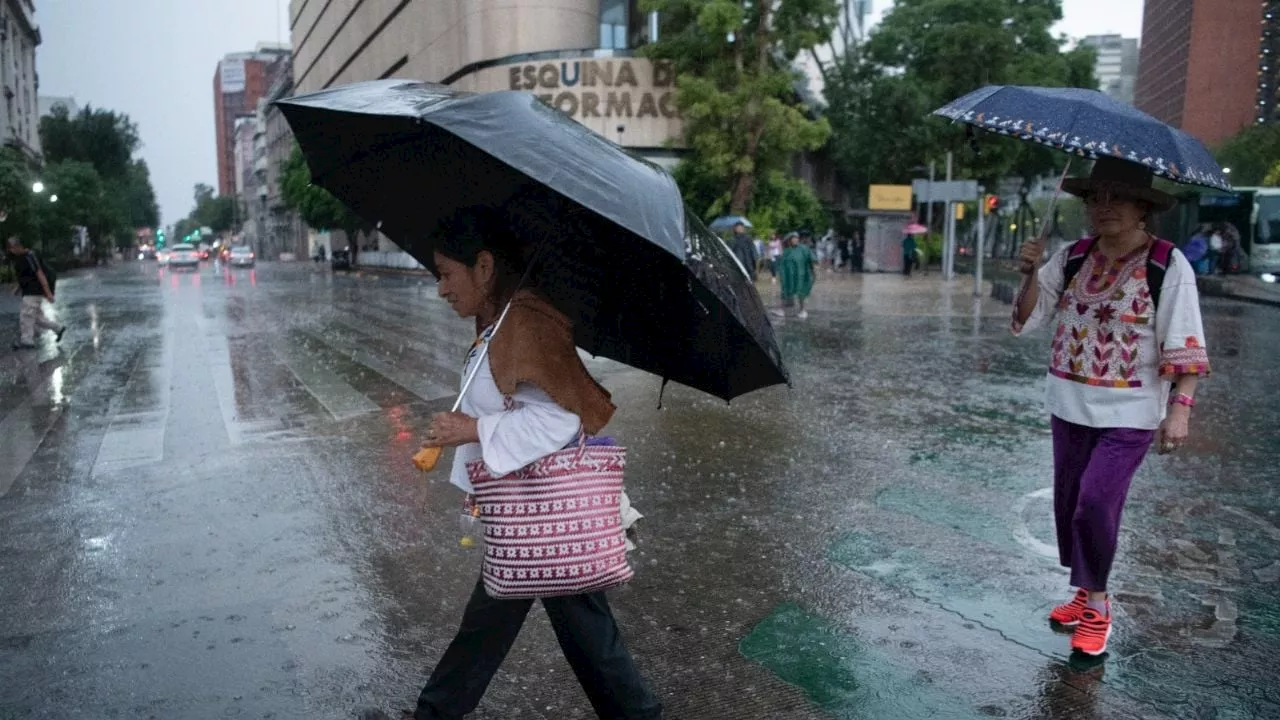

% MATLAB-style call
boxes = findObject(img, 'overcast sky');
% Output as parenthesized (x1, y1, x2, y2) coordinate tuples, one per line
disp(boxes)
(36, 0, 1143, 226)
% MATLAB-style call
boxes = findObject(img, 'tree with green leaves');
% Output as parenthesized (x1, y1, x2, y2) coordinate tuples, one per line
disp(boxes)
(823, 0, 1096, 195)
(281, 144, 370, 256)
(640, 0, 837, 233)
(0, 148, 36, 245)
(1216, 123, 1280, 187)
(189, 183, 237, 235)
(39, 104, 159, 252)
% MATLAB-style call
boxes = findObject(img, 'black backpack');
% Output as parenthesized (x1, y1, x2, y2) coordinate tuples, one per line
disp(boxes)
(1061, 236, 1175, 311)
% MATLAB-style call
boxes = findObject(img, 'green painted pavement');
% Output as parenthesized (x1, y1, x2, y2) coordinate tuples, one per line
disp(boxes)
(740, 603, 983, 720)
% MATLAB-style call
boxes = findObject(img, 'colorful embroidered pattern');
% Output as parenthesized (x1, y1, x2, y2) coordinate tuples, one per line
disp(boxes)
(1158, 345, 1211, 379)
(1046, 248, 1159, 387)
(1050, 368, 1143, 388)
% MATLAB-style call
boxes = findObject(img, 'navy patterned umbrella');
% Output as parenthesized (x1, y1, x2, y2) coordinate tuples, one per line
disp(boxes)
(934, 85, 1232, 192)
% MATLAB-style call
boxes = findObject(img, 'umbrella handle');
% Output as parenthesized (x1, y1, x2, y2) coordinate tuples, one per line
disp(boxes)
(1035, 158, 1074, 246)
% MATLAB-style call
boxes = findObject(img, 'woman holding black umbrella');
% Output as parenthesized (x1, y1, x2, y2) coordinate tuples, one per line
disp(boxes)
(1011, 157, 1210, 656)
(366, 210, 662, 720)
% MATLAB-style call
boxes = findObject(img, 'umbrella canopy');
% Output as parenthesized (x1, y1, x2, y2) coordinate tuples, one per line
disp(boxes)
(934, 85, 1231, 192)
(708, 215, 753, 232)
(276, 80, 787, 401)
(903, 223, 929, 235)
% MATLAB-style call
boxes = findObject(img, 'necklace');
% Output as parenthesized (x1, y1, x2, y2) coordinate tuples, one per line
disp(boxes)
(1072, 239, 1150, 306)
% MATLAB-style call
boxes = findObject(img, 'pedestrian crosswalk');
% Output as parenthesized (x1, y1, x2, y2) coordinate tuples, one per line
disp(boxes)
(0, 266, 646, 497)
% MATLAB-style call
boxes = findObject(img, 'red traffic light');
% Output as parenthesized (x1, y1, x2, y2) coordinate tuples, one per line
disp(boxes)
(985, 195, 1000, 213)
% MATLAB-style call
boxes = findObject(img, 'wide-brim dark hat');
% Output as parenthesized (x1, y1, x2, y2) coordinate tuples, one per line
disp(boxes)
(1062, 156, 1176, 211)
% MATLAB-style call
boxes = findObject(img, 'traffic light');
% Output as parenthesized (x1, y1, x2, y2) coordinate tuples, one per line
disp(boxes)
(985, 195, 1000, 214)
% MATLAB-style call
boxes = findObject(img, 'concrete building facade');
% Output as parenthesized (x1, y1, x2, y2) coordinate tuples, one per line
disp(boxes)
(1, 0, 41, 161)
(288, 0, 678, 164)
(1080, 34, 1139, 106)
(213, 44, 291, 196)
(263, 59, 310, 261)
(1135, 0, 1267, 147)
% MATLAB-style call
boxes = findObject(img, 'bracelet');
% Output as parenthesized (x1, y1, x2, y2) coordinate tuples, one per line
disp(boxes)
(1170, 393, 1195, 408)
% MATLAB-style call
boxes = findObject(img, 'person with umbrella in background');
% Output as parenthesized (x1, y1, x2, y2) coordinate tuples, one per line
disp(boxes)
(1011, 157, 1210, 656)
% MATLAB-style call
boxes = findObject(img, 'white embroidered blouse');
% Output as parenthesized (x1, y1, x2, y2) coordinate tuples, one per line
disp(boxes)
(1012, 239, 1211, 430)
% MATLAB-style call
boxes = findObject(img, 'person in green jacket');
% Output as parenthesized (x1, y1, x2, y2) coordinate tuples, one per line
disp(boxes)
(773, 232, 815, 320)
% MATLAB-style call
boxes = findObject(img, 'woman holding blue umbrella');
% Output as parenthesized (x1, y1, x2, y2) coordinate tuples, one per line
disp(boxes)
(1011, 158, 1210, 656)
(936, 84, 1225, 658)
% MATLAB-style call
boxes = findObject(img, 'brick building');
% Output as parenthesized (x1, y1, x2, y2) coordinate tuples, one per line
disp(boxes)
(213, 44, 290, 197)
(1135, 0, 1269, 147)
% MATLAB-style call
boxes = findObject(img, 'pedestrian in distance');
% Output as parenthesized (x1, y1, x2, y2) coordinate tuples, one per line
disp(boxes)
(729, 221, 758, 282)
(772, 232, 814, 320)
(1011, 157, 1210, 657)
(902, 233, 918, 277)
(362, 210, 662, 720)
(767, 232, 783, 283)
(6, 236, 65, 350)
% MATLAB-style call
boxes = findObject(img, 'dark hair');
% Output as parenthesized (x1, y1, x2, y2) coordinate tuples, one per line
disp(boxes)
(432, 208, 529, 300)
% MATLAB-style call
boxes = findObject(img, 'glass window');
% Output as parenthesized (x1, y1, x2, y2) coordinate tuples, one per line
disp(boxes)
(1256, 196, 1280, 245)
(600, 0, 628, 49)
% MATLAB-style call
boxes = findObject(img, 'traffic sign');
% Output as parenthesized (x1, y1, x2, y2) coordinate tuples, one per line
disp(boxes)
(912, 179, 979, 203)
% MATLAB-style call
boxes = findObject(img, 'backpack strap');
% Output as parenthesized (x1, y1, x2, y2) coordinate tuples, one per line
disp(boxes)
(1146, 238, 1175, 311)
(1061, 237, 1096, 293)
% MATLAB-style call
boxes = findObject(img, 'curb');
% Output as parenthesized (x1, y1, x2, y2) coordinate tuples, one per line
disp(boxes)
(1197, 277, 1280, 309)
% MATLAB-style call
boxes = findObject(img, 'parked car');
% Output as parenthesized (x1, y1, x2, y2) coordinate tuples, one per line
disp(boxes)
(330, 249, 352, 271)
(168, 243, 201, 270)
(229, 246, 256, 268)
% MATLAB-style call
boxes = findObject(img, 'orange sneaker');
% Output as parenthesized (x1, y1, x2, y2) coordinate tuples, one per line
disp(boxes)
(1049, 588, 1089, 626)
(1070, 607, 1112, 656)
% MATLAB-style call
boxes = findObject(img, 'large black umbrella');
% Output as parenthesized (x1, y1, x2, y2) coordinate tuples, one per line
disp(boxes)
(276, 79, 787, 401)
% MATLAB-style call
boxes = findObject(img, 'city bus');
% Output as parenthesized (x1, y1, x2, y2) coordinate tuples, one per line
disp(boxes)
(1190, 187, 1280, 273)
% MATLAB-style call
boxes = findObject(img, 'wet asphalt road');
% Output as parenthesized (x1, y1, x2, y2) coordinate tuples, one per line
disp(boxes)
(0, 261, 1277, 720)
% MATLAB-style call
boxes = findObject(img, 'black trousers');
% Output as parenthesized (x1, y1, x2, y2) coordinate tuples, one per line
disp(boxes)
(415, 579, 663, 720)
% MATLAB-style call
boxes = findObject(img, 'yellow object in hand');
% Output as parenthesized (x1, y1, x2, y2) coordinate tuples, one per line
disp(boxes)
(413, 445, 442, 472)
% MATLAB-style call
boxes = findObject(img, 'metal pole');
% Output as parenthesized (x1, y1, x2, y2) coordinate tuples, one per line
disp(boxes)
(925, 161, 935, 232)
(975, 185, 986, 297)
(944, 152, 955, 280)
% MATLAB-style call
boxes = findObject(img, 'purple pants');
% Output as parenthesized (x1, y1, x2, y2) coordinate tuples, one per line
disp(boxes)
(1050, 416, 1155, 592)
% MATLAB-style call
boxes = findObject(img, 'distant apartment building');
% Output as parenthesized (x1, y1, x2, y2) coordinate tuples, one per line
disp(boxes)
(1, 0, 41, 161)
(1135, 0, 1268, 146)
(213, 44, 290, 196)
(1080, 34, 1139, 106)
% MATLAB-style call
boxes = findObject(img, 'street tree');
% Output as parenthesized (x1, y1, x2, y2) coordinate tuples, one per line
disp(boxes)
(0, 148, 36, 245)
(37, 160, 117, 260)
(1217, 123, 1280, 187)
(189, 183, 237, 235)
(640, 0, 837, 232)
(824, 0, 1096, 194)
(281, 144, 371, 255)
(39, 104, 159, 250)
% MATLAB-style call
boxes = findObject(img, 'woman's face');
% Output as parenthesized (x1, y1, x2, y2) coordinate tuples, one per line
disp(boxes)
(434, 250, 495, 319)
(1086, 190, 1147, 237)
